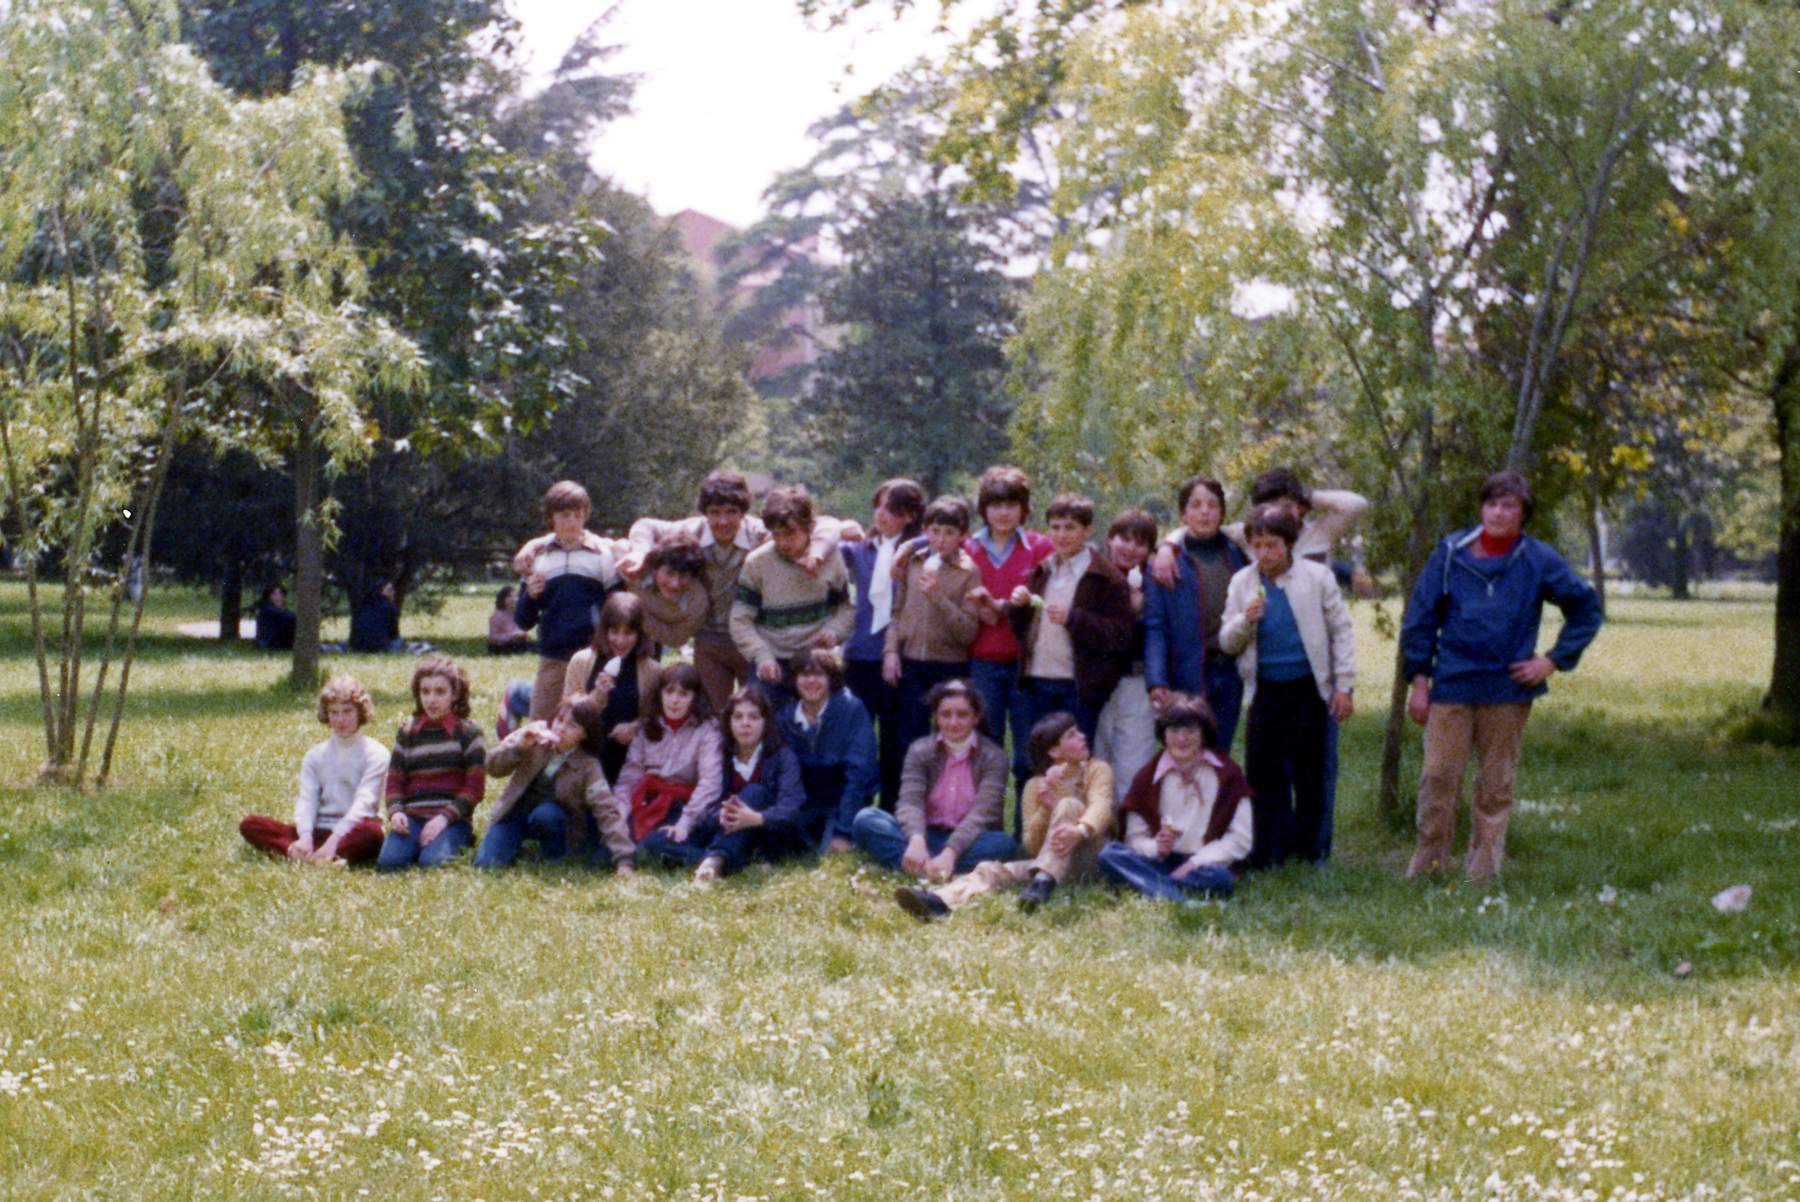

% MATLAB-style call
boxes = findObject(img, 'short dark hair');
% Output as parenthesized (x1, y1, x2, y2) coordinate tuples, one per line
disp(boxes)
(644, 662, 713, 739)
(645, 535, 706, 581)
(542, 480, 591, 524)
(1155, 691, 1218, 749)
(1243, 503, 1302, 547)
(921, 496, 971, 533)
(925, 678, 985, 727)
(1026, 711, 1079, 775)
(1106, 508, 1158, 548)
(409, 654, 471, 720)
(697, 470, 753, 514)
(1177, 475, 1227, 513)
(722, 688, 784, 758)
(975, 465, 1032, 524)
(1044, 492, 1095, 528)
(1479, 470, 1535, 522)
(494, 585, 515, 610)
(873, 478, 926, 524)
(761, 484, 815, 533)
(788, 647, 845, 692)
(1249, 467, 1310, 510)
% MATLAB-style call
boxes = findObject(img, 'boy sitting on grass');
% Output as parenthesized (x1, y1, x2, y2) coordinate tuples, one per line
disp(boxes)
(239, 674, 389, 866)
(377, 655, 486, 871)
(476, 697, 634, 873)
(894, 711, 1114, 919)
(730, 485, 856, 710)
(1099, 693, 1251, 901)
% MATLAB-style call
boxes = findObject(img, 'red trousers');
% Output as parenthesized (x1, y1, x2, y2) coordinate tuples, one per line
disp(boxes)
(239, 814, 386, 864)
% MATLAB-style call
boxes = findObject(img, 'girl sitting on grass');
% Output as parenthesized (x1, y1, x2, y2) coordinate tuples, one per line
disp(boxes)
(378, 655, 486, 871)
(612, 662, 723, 855)
(476, 697, 634, 873)
(641, 688, 806, 883)
(239, 674, 389, 866)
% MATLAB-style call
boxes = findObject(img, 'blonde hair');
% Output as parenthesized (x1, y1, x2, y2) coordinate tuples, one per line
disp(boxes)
(315, 674, 375, 728)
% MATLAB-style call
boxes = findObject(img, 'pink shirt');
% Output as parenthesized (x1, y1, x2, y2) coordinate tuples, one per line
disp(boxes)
(925, 738, 979, 829)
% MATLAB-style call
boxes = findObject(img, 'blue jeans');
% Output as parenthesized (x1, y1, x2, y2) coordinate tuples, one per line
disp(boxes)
(850, 806, 1018, 874)
(1098, 842, 1235, 901)
(473, 800, 568, 869)
(641, 783, 811, 873)
(376, 817, 471, 871)
(1204, 655, 1244, 757)
(969, 658, 1034, 803)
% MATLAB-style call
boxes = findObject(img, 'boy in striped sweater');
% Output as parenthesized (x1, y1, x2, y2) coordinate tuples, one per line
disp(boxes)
(730, 486, 856, 711)
(377, 655, 487, 871)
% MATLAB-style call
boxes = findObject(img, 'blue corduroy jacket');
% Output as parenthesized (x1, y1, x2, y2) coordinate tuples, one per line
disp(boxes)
(1400, 528, 1603, 705)
(1143, 537, 1250, 694)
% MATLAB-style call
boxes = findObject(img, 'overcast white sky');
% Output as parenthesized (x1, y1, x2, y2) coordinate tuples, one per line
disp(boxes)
(513, 0, 951, 227)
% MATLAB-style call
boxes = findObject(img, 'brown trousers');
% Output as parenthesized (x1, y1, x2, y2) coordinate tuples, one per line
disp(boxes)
(529, 655, 571, 721)
(693, 634, 751, 715)
(937, 796, 1100, 909)
(1409, 702, 1532, 882)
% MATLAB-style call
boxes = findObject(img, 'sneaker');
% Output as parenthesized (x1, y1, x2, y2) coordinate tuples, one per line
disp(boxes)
(894, 886, 948, 921)
(1017, 872, 1056, 912)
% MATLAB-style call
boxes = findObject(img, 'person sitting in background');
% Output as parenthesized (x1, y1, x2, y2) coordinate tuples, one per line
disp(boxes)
(777, 648, 879, 852)
(1099, 692, 1251, 901)
(894, 711, 1114, 919)
(476, 697, 633, 873)
(348, 580, 404, 653)
(238, 674, 388, 865)
(253, 585, 296, 651)
(487, 585, 530, 655)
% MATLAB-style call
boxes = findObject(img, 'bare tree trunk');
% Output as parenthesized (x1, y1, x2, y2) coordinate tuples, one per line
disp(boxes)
(0, 402, 60, 768)
(219, 554, 244, 643)
(98, 442, 177, 788)
(1586, 483, 1607, 616)
(290, 406, 324, 690)
(1769, 338, 1800, 728)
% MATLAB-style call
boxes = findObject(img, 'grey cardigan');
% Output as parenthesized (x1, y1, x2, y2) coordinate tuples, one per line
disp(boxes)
(895, 734, 1009, 857)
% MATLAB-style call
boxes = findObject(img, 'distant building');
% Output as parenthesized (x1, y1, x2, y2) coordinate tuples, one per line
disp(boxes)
(667, 208, 828, 384)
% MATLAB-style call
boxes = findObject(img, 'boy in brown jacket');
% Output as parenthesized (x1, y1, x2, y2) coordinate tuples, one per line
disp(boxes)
(475, 697, 634, 872)
(883, 496, 983, 753)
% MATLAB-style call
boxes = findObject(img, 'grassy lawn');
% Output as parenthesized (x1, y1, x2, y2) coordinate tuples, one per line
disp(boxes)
(0, 581, 1794, 1201)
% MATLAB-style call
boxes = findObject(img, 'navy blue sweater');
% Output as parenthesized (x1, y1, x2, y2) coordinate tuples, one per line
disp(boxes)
(777, 689, 879, 833)
(1401, 528, 1603, 705)
(515, 537, 619, 660)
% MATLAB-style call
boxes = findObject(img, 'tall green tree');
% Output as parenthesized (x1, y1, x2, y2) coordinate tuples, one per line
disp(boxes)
(0, 0, 418, 786)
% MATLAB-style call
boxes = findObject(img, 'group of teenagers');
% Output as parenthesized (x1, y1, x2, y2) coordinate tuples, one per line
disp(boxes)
(238, 460, 1605, 911)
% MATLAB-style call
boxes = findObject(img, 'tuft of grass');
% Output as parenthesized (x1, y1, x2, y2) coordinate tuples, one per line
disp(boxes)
(0, 582, 1794, 1200)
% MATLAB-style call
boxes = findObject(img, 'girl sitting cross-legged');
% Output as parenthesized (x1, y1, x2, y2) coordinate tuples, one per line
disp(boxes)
(1098, 692, 1251, 901)
(612, 662, 724, 860)
(239, 674, 389, 866)
(777, 648, 879, 853)
(641, 688, 807, 883)
(377, 655, 486, 871)
(850, 678, 1018, 880)
(475, 696, 635, 874)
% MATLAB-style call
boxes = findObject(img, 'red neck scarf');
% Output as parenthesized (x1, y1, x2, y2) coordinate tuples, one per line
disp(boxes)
(1477, 530, 1520, 558)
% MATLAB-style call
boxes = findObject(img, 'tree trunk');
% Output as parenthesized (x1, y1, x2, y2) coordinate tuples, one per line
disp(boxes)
(219, 553, 243, 642)
(1769, 343, 1800, 725)
(1377, 498, 1442, 817)
(290, 408, 323, 689)
(1668, 516, 1691, 601)
(1586, 484, 1607, 616)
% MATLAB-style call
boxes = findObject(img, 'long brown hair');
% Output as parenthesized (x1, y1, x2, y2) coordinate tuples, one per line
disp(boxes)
(642, 662, 712, 740)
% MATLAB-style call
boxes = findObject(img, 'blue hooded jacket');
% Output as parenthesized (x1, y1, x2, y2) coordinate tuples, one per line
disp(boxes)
(1143, 536, 1251, 694)
(1400, 527, 1603, 705)
(777, 688, 879, 840)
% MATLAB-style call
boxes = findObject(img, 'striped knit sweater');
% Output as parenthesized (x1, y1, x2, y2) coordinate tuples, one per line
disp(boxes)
(729, 540, 856, 669)
(384, 714, 487, 823)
